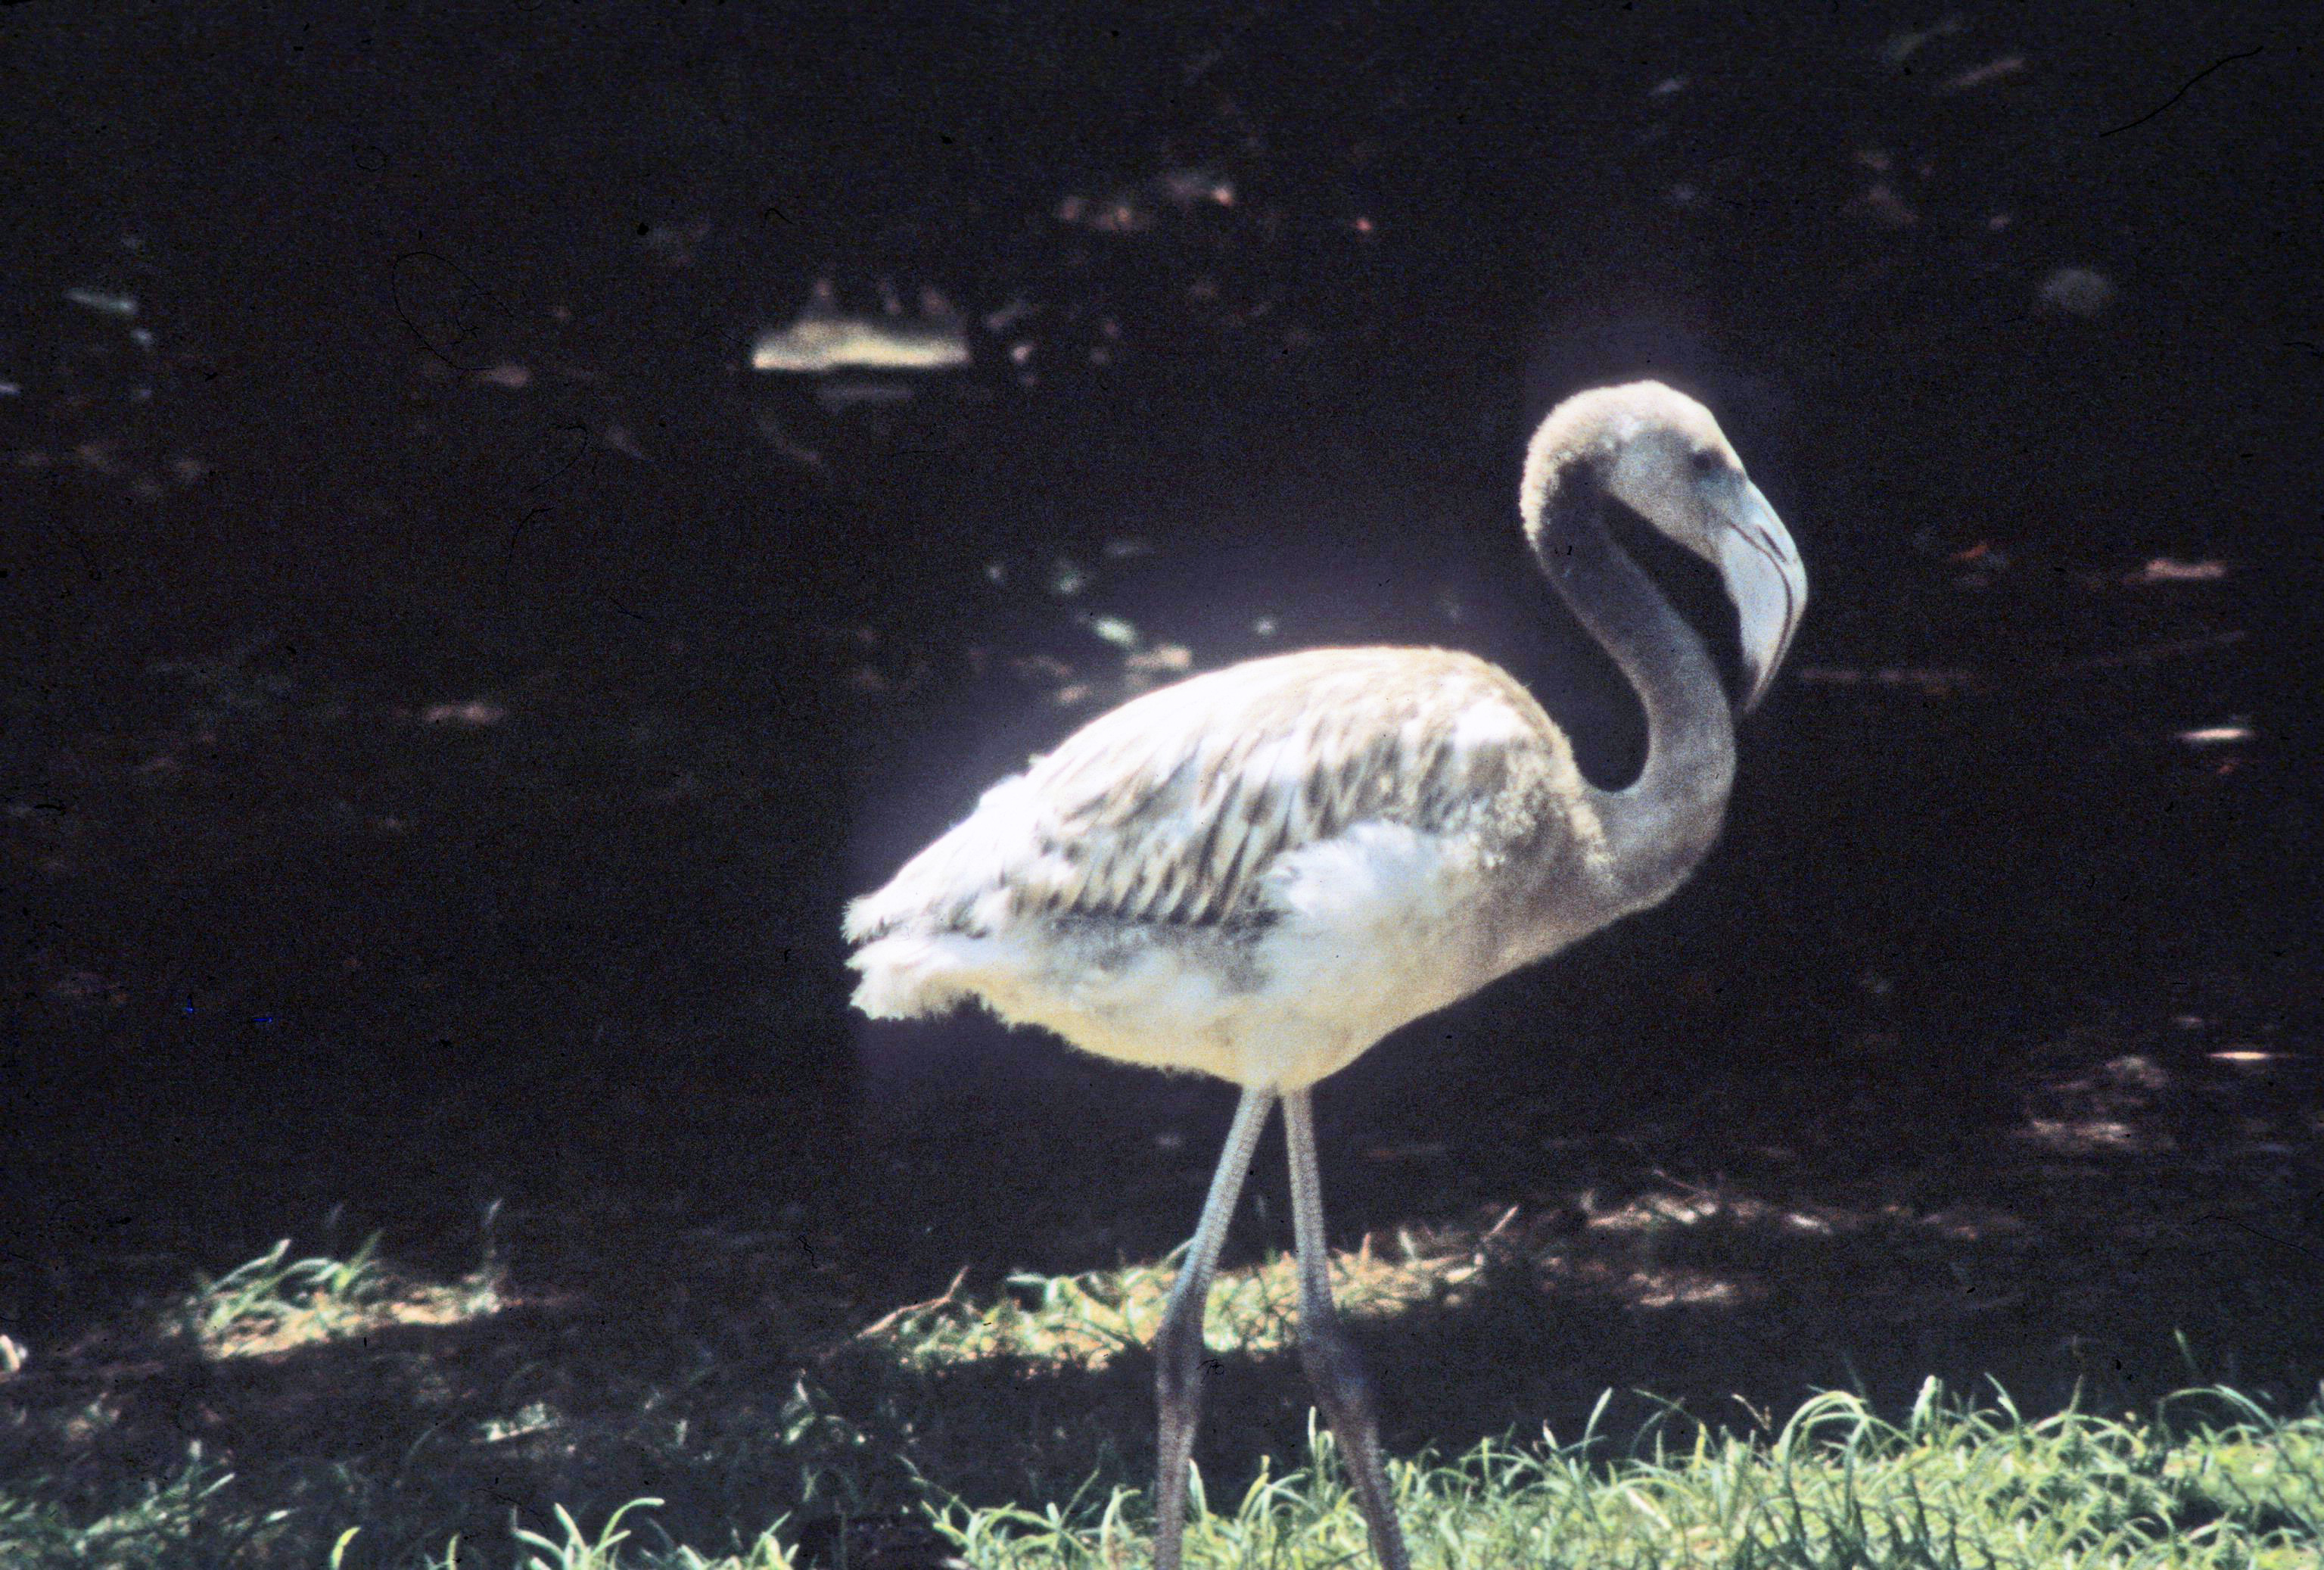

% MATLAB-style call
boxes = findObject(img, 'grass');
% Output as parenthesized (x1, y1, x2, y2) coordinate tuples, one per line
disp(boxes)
(2, 1229, 2319, 1568)
(929, 1390, 2324, 1569)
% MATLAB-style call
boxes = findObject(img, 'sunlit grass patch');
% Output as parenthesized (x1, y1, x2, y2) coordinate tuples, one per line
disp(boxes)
(2162, 1389, 2324, 1539)
(860, 1232, 1464, 1375)
(183, 1226, 512, 1358)
(923, 1385, 2324, 1569)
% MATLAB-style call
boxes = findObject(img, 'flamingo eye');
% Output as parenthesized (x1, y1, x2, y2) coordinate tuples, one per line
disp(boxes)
(1691, 448, 1723, 475)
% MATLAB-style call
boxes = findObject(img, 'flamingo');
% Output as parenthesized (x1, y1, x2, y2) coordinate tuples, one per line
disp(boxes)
(845, 380, 1808, 1568)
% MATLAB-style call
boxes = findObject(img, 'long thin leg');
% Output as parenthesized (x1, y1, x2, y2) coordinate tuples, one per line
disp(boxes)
(1153, 1086, 1274, 1570)
(1284, 1088, 1410, 1570)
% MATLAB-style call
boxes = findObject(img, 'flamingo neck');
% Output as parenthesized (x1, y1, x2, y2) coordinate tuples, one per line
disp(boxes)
(1527, 461, 1737, 908)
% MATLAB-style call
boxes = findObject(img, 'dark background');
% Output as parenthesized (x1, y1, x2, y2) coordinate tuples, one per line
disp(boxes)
(5, 0, 2321, 1513)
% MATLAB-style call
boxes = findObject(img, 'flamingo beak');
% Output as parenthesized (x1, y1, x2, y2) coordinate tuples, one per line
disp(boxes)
(1716, 480, 1808, 712)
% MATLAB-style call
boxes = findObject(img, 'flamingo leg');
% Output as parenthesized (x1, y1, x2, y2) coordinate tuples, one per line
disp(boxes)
(1284, 1088, 1411, 1570)
(1153, 1086, 1273, 1570)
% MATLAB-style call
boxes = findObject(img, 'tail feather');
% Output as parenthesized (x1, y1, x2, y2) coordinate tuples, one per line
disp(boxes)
(843, 774, 1049, 945)
(839, 892, 891, 945)
(847, 932, 986, 1019)
(845, 773, 1053, 1020)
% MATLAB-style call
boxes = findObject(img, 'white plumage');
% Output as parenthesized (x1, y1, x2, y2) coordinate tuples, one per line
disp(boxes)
(844, 380, 1807, 1570)
(846, 646, 1621, 1089)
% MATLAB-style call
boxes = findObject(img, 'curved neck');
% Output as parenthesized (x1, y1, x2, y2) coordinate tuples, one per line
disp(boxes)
(1529, 461, 1736, 905)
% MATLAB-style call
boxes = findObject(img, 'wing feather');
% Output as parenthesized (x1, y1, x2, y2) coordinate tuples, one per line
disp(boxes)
(1023, 648, 1568, 928)
(848, 646, 1584, 943)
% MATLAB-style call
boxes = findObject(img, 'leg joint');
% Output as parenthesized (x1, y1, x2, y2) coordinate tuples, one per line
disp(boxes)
(1297, 1315, 1377, 1417)
(1154, 1307, 1209, 1406)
